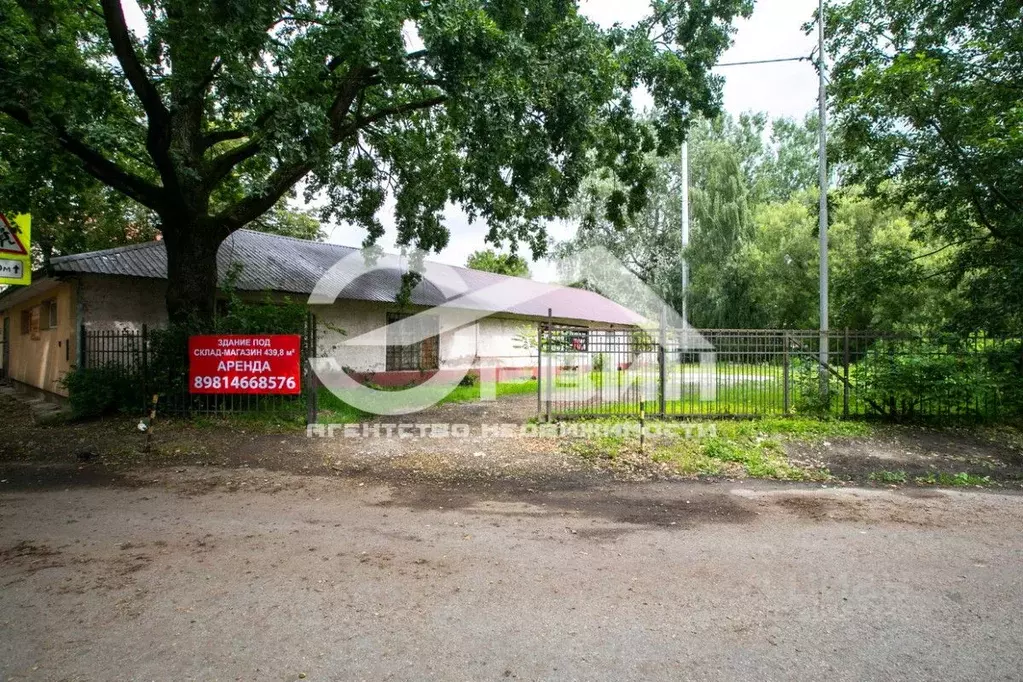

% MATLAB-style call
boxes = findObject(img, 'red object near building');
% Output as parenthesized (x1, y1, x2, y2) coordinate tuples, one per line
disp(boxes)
(188, 335, 301, 394)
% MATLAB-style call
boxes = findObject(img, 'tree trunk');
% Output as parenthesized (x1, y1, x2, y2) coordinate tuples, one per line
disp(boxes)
(162, 222, 227, 328)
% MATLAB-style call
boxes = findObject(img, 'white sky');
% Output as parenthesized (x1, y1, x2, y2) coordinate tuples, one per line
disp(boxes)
(324, 0, 821, 281)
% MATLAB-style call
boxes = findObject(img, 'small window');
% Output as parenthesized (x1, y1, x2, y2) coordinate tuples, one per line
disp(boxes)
(40, 299, 57, 331)
(20, 309, 31, 335)
(385, 312, 440, 371)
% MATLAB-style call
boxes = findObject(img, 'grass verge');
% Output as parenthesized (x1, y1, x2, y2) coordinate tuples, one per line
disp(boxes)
(562, 417, 867, 481)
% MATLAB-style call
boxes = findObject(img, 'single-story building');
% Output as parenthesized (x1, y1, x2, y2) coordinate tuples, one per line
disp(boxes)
(0, 229, 644, 397)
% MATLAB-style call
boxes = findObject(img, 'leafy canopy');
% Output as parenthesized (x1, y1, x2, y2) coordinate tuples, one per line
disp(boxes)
(826, 0, 1023, 331)
(465, 248, 531, 277)
(0, 0, 752, 257)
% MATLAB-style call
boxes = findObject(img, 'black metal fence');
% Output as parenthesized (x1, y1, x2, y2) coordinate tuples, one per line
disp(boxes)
(537, 326, 1023, 422)
(78, 314, 318, 420)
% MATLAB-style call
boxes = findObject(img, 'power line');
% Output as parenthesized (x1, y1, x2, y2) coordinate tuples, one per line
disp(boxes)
(714, 56, 810, 67)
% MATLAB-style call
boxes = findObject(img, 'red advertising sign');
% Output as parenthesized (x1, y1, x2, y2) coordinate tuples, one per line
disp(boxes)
(189, 335, 302, 394)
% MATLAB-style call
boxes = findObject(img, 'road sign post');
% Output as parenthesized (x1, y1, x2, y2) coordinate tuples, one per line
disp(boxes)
(0, 213, 31, 287)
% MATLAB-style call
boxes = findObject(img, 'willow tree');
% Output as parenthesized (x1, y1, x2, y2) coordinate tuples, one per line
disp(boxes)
(0, 0, 750, 325)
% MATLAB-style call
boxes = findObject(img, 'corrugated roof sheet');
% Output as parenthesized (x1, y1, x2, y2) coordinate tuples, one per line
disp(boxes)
(50, 230, 645, 325)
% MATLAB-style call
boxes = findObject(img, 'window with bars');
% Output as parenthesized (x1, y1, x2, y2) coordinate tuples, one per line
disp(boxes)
(385, 312, 439, 371)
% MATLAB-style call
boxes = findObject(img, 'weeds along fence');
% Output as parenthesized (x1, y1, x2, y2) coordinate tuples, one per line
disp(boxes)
(76, 315, 318, 420)
(537, 327, 1023, 422)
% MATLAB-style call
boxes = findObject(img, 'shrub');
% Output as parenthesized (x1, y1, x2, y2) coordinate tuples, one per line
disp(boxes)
(852, 339, 998, 419)
(59, 365, 144, 418)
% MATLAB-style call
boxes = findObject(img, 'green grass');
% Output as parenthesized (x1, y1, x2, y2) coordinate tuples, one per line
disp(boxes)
(436, 378, 538, 405)
(914, 471, 992, 487)
(869, 470, 908, 484)
(563, 415, 850, 481)
(184, 410, 309, 432)
(314, 378, 538, 423)
(869, 469, 993, 487)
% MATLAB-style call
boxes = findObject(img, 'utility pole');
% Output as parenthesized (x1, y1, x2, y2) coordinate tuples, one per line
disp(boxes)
(817, 0, 830, 399)
(680, 140, 690, 330)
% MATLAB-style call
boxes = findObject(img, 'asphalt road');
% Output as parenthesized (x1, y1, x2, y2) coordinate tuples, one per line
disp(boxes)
(1, 470, 1022, 681)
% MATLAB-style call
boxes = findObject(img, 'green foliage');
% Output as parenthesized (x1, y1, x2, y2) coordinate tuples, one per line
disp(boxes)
(58, 365, 144, 419)
(853, 340, 993, 419)
(826, 0, 1023, 332)
(465, 249, 531, 277)
(845, 338, 1023, 421)
(246, 198, 326, 242)
(0, 0, 752, 323)
(915, 472, 992, 487)
(869, 470, 907, 484)
(563, 416, 837, 480)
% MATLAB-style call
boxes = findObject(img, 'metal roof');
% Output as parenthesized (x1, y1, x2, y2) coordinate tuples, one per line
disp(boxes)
(49, 230, 645, 325)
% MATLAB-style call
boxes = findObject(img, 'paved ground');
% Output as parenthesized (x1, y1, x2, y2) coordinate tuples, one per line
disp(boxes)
(2, 468, 1022, 681)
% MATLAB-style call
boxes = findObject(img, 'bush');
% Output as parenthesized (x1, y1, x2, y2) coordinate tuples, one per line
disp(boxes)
(59, 366, 144, 418)
(852, 339, 1006, 420)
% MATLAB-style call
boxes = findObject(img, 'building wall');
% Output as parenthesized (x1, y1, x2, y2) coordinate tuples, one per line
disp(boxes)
(0, 282, 77, 395)
(313, 301, 539, 382)
(79, 275, 168, 331)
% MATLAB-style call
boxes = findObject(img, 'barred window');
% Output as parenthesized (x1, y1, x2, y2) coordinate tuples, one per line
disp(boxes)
(385, 312, 439, 371)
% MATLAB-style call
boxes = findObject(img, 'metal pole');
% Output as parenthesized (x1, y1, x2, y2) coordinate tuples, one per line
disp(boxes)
(658, 306, 667, 417)
(680, 140, 690, 330)
(545, 308, 553, 422)
(817, 0, 830, 399)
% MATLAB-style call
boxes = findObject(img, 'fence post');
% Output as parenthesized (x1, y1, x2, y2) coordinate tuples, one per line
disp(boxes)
(536, 320, 542, 418)
(141, 324, 149, 413)
(843, 327, 850, 418)
(545, 308, 552, 422)
(305, 312, 318, 426)
(782, 331, 790, 415)
(658, 307, 666, 417)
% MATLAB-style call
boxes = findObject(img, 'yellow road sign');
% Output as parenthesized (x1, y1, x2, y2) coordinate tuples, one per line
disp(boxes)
(0, 213, 31, 286)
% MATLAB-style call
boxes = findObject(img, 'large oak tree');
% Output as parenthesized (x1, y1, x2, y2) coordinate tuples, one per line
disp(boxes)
(0, 0, 750, 325)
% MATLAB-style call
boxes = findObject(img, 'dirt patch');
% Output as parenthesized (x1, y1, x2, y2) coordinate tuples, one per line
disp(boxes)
(3, 391, 1023, 494)
(787, 425, 1023, 485)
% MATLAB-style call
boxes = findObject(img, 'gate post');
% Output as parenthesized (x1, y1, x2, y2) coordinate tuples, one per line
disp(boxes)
(782, 331, 790, 415)
(545, 308, 552, 422)
(536, 320, 542, 418)
(658, 307, 667, 417)
(141, 324, 149, 412)
(843, 327, 850, 418)
(305, 312, 318, 426)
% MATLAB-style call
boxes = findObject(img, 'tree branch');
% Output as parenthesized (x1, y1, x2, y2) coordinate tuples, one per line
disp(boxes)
(201, 129, 249, 150)
(99, 0, 167, 125)
(1, 106, 165, 212)
(216, 159, 314, 230)
(99, 0, 181, 195)
(336, 95, 446, 140)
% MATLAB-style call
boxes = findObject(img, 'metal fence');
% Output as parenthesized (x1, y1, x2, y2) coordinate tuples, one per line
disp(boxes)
(537, 326, 1023, 422)
(79, 315, 318, 420)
